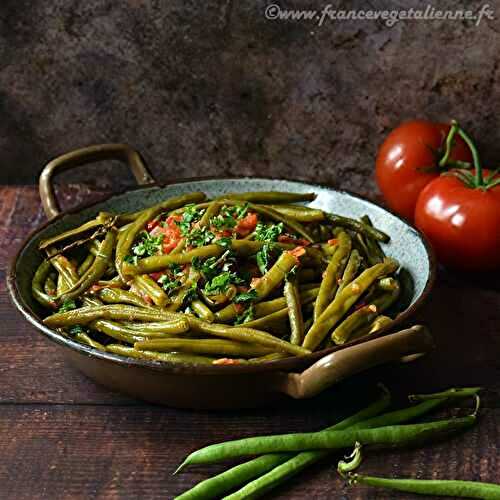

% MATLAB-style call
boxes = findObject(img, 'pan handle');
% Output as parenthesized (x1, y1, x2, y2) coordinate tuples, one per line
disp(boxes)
(39, 144, 156, 219)
(278, 325, 434, 399)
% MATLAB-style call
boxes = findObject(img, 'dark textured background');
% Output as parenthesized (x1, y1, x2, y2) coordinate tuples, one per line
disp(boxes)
(1, 0, 499, 192)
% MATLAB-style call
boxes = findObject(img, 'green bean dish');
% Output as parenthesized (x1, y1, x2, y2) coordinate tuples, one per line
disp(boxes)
(33, 190, 403, 365)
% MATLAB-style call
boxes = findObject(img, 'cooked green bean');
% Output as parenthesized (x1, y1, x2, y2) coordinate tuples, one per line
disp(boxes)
(348, 473, 500, 499)
(284, 277, 304, 345)
(360, 214, 385, 263)
(303, 258, 398, 350)
(49, 254, 80, 293)
(32, 260, 57, 309)
(188, 318, 310, 356)
(91, 319, 148, 343)
(241, 308, 289, 331)
(176, 388, 391, 500)
(73, 331, 106, 351)
(218, 191, 316, 204)
(135, 338, 275, 357)
(190, 299, 215, 322)
(131, 274, 169, 307)
(77, 253, 96, 275)
(43, 275, 57, 296)
(43, 304, 180, 327)
(106, 344, 215, 364)
(314, 231, 351, 320)
(265, 205, 325, 222)
(119, 320, 194, 336)
(336, 249, 362, 297)
(177, 414, 475, 468)
(198, 201, 221, 227)
(57, 229, 116, 301)
(97, 287, 149, 308)
(331, 282, 400, 344)
(327, 214, 390, 243)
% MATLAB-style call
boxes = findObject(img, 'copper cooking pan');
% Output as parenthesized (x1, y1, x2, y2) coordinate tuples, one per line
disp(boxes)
(7, 144, 436, 409)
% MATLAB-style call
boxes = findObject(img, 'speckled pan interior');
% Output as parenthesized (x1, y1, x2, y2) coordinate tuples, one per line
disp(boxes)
(14, 178, 433, 325)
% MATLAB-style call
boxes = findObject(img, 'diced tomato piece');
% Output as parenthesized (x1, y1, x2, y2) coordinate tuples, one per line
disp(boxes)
(250, 277, 262, 288)
(150, 215, 183, 254)
(327, 238, 338, 246)
(163, 239, 180, 254)
(287, 246, 306, 265)
(213, 358, 242, 365)
(234, 303, 245, 314)
(235, 212, 258, 237)
(149, 272, 165, 281)
(278, 235, 311, 246)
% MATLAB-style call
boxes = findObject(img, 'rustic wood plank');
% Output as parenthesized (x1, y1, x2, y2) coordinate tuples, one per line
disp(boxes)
(0, 405, 497, 500)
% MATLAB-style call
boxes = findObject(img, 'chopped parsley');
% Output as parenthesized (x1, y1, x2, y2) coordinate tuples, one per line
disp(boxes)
(68, 324, 85, 335)
(234, 289, 258, 303)
(59, 299, 77, 313)
(158, 274, 182, 295)
(215, 237, 232, 249)
(204, 271, 243, 295)
(176, 204, 203, 236)
(255, 222, 284, 242)
(186, 227, 215, 247)
(256, 243, 282, 275)
(124, 254, 139, 265)
(183, 282, 199, 304)
(132, 231, 163, 257)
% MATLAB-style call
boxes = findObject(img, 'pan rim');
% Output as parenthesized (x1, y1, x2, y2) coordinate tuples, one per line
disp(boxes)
(7, 175, 437, 375)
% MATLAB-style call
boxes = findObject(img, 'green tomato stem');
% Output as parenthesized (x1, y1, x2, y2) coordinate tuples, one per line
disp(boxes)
(438, 121, 459, 168)
(455, 124, 484, 187)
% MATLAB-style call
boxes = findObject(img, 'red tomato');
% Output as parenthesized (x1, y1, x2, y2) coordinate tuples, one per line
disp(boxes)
(235, 212, 258, 237)
(376, 121, 472, 221)
(415, 171, 500, 271)
(150, 215, 182, 254)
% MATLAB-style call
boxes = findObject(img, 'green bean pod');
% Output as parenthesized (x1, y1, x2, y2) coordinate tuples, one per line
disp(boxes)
(314, 231, 351, 320)
(72, 331, 106, 351)
(135, 338, 275, 358)
(32, 260, 57, 309)
(96, 287, 149, 308)
(118, 319, 194, 336)
(191, 299, 215, 322)
(303, 258, 399, 350)
(327, 214, 390, 243)
(331, 283, 400, 344)
(50, 254, 80, 293)
(241, 308, 290, 333)
(265, 205, 325, 223)
(44, 275, 57, 296)
(132, 274, 169, 307)
(43, 304, 180, 328)
(188, 318, 310, 356)
(218, 191, 316, 204)
(106, 344, 215, 364)
(336, 249, 362, 297)
(57, 229, 116, 302)
(178, 415, 475, 468)
(349, 473, 500, 499)
(198, 201, 220, 227)
(284, 278, 304, 345)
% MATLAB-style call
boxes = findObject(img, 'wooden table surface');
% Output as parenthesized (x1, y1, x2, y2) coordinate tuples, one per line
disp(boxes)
(1, 185, 498, 500)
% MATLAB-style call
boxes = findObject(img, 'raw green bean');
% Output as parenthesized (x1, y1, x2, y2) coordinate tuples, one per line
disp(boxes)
(178, 415, 475, 468)
(132, 274, 169, 307)
(409, 387, 482, 402)
(221, 397, 448, 500)
(135, 338, 275, 357)
(190, 299, 215, 322)
(218, 192, 316, 204)
(331, 283, 400, 344)
(303, 258, 398, 350)
(43, 304, 180, 328)
(97, 287, 149, 308)
(284, 277, 304, 345)
(336, 249, 362, 297)
(314, 231, 351, 320)
(327, 214, 390, 243)
(106, 344, 215, 364)
(348, 473, 500, 499)
(57, 229, 116, 301)
(265, 205, 325, 223)
(188, 318, 310, 356)
(176, 388, 391, 500)
(32, 260, 57, 309)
